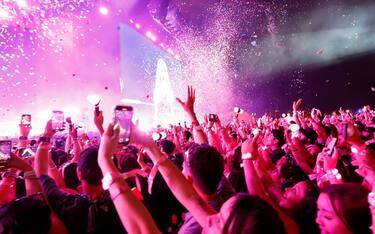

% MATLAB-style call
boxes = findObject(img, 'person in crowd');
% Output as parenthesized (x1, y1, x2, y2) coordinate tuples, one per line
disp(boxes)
(316, 183, 371, 234)
(0, 84, 374, 234)
(34, 121, 125, 234)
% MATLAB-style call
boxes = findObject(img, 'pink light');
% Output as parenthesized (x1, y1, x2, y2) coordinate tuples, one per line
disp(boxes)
(99, 6, 109, 15)
(167, 48, 174, 55)
(135, 23, 141, 29)
(0, 8, 10, 20)
(129, 19, 134, 24)
(145, 31, 152, 38)
(159, 43, 164, 48)
(87, 94, 102, 105)
(151, 35, 157, 41)
(15, 0, 28, 8)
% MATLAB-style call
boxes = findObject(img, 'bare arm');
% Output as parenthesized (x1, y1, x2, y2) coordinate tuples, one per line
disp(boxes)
(176, 86, 208, 144)
(131, 124, 216, 227)
(98, 123, 160, 234)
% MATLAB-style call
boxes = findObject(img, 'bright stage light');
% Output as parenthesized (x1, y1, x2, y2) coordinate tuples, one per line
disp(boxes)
(151, 35, 157, 41)
(146, 31, 152, 38)
(135, 23, 141, 29)
(0, 8, 10, 20)
(87, 94, 102, 105)
(99, 6, 109, 15)
(129, 19, 134, 24)
(167, 48, 174, 55)
(137, 118, 152, 132)
(15, 0, 28, 8)
(63, 106, 80, 117)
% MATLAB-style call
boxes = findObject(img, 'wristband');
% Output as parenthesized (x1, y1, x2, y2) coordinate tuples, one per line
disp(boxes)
(24, 170, 38, 180)
(102, 172, 123, 190)
(242, 153, 253, 160)
(19, 136, 28, 140)
(38, 136, 50, 143)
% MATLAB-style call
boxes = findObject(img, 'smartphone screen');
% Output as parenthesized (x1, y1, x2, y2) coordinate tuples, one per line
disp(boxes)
(21, 114, 31, 126)
(325, 137, 338, 156)
(114, 105, 133, 145)
(51, 111, 65, 131)
(0, 140, 12, 162)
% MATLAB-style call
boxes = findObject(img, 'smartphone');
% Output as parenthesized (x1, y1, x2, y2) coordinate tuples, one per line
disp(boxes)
(114, 105, 133, 145)
(21, 114, 31, 126)
(342, 123, 348, 140)
(209, 114, 218, 122)
(51, 111, 65, 131)
(234, 107, 243, 114)
(0, 140, 12, 162)
(325, 137, 338, 156)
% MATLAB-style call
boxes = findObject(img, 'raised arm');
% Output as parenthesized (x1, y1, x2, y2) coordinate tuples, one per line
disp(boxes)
(98, 123, 160, 234)
(176, 86, 208, 144)
(130, 124, 216, 227)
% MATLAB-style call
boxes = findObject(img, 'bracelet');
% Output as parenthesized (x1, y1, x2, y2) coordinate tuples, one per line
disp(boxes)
(19, 136, 28, 140)
(2, 171, 17, 178)
(24, 170, 39, 180)
(110, 186, 131, 201)
(242, 153, 253, 160)
(102, 172, 123, 190)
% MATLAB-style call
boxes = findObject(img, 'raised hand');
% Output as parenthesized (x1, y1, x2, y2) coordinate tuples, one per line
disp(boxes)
(293, 99, 302, 112)
(93, 110, 104, 135)
(176, 86, 196, 117)
(242, 132, 261, 156)
(19, 123, 32, 138)
(43, 120, 56, 139)
(5, 153, 33, 172)
(100, 123, 120, 160)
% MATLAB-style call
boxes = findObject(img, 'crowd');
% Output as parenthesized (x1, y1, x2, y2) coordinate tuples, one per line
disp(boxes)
(0, 86, 374, 234)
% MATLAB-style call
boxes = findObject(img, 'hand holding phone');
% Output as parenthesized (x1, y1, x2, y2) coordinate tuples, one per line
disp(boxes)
(114, 105, 133, 145)
(324, 137, 338, 156)
(51, 111, 65, 131)
(0, 140, 12, 164)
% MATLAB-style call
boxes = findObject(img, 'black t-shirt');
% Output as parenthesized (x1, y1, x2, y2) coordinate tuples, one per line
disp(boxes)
(40, 175, 126, 234)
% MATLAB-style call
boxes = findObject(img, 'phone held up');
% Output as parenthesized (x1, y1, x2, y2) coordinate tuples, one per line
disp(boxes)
(0, 140, 12, 166)
(325, 137, 338, 157)
(51, 111, 65, 131)
(114, 105, 133, 145)
(21, 114, 31, 126)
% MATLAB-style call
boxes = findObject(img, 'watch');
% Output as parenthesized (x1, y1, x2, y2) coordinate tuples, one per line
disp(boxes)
(102, 172, 123, 190)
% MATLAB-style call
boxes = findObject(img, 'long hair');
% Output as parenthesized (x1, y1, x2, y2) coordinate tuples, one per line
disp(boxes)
(223, 194, 285, 234)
